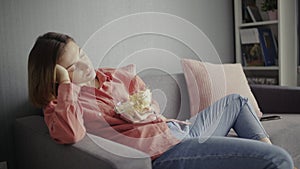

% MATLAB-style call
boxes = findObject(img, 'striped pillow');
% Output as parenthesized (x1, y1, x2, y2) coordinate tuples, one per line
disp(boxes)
(181, 58, 262, 118)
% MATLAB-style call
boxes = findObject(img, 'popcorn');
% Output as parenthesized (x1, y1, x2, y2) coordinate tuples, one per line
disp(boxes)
(129, 89, 152, 113)
(115, 89, 156, 123)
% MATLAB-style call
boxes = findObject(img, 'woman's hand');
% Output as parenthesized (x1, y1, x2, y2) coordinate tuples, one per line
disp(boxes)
(157, 114, 167, 122)
(55, 64, 71, 84)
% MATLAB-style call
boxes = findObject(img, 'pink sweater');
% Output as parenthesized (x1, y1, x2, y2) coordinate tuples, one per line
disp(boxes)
(43, 67, 180, 159)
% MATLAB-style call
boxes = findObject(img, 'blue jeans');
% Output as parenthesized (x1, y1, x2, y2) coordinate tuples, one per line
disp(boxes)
(152, 94, 294, 169)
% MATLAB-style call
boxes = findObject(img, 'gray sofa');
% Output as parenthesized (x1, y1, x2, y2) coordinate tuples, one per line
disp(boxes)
(14, 73, 300, 169)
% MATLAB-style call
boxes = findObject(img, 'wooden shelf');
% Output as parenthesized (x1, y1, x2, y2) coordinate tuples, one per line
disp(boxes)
(243, 66, 279, 71)
(240, 20, 278, 28)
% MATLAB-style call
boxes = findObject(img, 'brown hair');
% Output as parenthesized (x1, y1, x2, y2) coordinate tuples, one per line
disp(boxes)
(28, 32, 74, 108)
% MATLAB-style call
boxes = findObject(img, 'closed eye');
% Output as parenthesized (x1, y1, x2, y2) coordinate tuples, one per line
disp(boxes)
(66, 47, 81, 72)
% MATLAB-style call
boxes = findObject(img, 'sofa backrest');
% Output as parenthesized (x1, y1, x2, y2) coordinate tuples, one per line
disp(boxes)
(139, 72, 191, 121)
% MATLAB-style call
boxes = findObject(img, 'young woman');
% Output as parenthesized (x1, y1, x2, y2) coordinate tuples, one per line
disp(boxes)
(28, 32, 295, 169)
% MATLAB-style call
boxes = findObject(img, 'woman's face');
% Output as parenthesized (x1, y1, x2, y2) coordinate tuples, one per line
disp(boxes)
(57, 41, 96, 85)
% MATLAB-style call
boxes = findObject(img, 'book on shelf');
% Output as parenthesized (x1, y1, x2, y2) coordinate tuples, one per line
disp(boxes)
(247, 77, 278, 85)
(258, 27, 277, 66)
(242, 0, 257, 23)
(240, 28, 277, 67)
(246, 5, 263, 22)
(240, 28, 264, 66)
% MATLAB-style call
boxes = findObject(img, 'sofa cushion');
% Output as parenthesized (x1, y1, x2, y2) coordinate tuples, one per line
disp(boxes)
(261, 114, 300, 167)
(181, 59, 262, 118)
(139, 70, 191, 121)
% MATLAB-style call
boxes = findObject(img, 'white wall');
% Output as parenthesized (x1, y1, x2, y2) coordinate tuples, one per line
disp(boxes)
(0, 0, 234, 168)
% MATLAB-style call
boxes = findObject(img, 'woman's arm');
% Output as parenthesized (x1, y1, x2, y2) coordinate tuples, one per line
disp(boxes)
(44, 65, 86, 144)
(44, 83, 86, 144)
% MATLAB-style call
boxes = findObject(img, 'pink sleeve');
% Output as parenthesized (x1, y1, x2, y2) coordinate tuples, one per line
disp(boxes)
(43, 83, 86, 144)
(129, 75, 146, 94)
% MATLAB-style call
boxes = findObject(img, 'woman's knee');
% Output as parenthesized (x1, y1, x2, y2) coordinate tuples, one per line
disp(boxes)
(219, 94, 247, 112)
(224, 94, 251, 110)
(269, 145, 294, 169)
(226, 93, 247, 102)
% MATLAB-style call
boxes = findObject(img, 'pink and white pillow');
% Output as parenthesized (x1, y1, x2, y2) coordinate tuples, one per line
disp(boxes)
(181, 58, 262, 118)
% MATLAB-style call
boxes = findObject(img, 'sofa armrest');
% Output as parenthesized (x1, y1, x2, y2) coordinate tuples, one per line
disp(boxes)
(74, 134, 152, 169)
(14, 115, 152, 169)
(250, 84, 300, 114)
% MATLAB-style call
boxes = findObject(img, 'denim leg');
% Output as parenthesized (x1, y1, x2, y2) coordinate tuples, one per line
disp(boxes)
(152, 137, 294, 169)
(233, 95, 269, 140)
(187, 94, 268, 140)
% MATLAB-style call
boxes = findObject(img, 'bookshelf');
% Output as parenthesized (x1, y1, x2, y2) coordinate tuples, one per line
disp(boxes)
(234, 0, 298, 86)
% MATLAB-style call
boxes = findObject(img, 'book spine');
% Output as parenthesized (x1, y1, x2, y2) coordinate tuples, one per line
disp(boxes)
(246, 6, 256, 22)
(258, 28, 277, 66)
